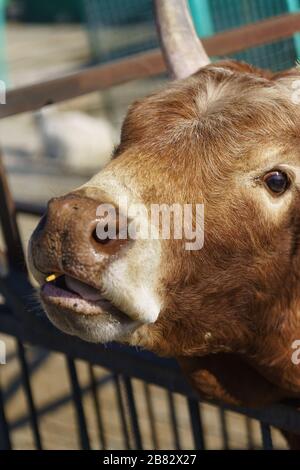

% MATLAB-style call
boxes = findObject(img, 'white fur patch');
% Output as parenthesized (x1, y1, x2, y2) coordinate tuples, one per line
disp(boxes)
(80, 173, 163, 324)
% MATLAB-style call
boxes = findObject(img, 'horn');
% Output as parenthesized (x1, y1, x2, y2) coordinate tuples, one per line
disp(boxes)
(154, 0, 211, 80)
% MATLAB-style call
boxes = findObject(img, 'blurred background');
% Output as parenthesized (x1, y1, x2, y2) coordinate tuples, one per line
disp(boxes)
(0, 0, 299, 449)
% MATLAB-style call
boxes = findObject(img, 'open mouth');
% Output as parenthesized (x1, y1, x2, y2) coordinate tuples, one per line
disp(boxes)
(41, 274, 129, 321)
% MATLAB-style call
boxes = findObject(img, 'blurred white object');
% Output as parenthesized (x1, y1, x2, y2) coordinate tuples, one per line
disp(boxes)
(35, 108, 115, 172)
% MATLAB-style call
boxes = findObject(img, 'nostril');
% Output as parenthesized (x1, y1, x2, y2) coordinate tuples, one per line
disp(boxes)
(91, 226, 112, 246)
(90, 211, 129, 252)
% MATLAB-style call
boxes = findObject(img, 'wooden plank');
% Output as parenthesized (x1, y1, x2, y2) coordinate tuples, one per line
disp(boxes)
(0, 50, 165, 119)
(1, 13, 300, 118)
(204, 12, 300, 57)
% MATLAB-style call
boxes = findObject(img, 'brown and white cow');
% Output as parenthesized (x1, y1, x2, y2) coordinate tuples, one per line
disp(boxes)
(28, 0, 300, 446)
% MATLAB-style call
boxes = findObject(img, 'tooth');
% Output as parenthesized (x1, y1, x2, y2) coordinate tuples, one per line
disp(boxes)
(46, 273, 62, 282)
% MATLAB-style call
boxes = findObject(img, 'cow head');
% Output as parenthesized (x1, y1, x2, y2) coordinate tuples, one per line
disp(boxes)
(28, 1, 300, 407)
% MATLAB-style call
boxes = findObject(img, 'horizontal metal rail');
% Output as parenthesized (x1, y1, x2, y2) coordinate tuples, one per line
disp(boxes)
(15, 201, 46, 216)
(0, 298, 300, 436)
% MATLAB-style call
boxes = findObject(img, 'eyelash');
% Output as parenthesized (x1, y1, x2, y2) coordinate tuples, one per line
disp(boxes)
(253, 168, 291, 182)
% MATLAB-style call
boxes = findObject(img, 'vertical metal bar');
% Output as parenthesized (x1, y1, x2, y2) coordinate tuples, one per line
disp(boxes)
(66, 358, 90, 450)
(187, 399, 205, 450)
(167, 391, 181, 450)
(88, 364, 106, 449)
(0, 150, 25, 270)
(4, 349, 49, 403)
(123, 376, 143, 450)
(245, 417, 255, 450)
(0, 373, 11, 450)
(17, 340, 42, 450)
(113, 374, 131, 450)
(219, 408, 229, 450)
(260, 423, 273, 450)
(143, 383, 159, 449)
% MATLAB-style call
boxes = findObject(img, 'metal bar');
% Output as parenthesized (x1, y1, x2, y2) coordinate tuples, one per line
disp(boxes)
(15, 201, 46, 216)
(245, 417, 255, 450)
(167, 391, 181, 450)
(260, 423, 273, 450)
(187, 399, 205, 450)
(2, 309, 300, 437)
(4, 349, 49, 403)
(66, 358, 91, 450)
(219, 408, 229, 450)
(2, 13, 300, 119)
(0, 298, 197, 400)
(88, 364, 107, 449)
(123, 376, 143, 450)
(9, 373, 112, 432)
(0, 373, 11, 450)
(143, 383, 159, 449)
(0, 51, 164, 119)
(17, 340, 42, 450)
(0, 151, 25, 269)
(113, 374, 131, 450)
(0, 271, 46, 324)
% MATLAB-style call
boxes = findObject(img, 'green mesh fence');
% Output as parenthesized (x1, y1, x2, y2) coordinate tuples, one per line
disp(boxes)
(83, 0, 157, 63)
(83, 0, 299, 71)
(209, 0, 297, 70)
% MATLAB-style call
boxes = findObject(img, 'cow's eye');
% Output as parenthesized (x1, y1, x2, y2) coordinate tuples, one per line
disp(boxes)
(263, 170, 290, 195)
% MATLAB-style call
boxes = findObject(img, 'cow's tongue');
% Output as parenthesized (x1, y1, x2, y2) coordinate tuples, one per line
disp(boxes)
(65, 276, 103, 302)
